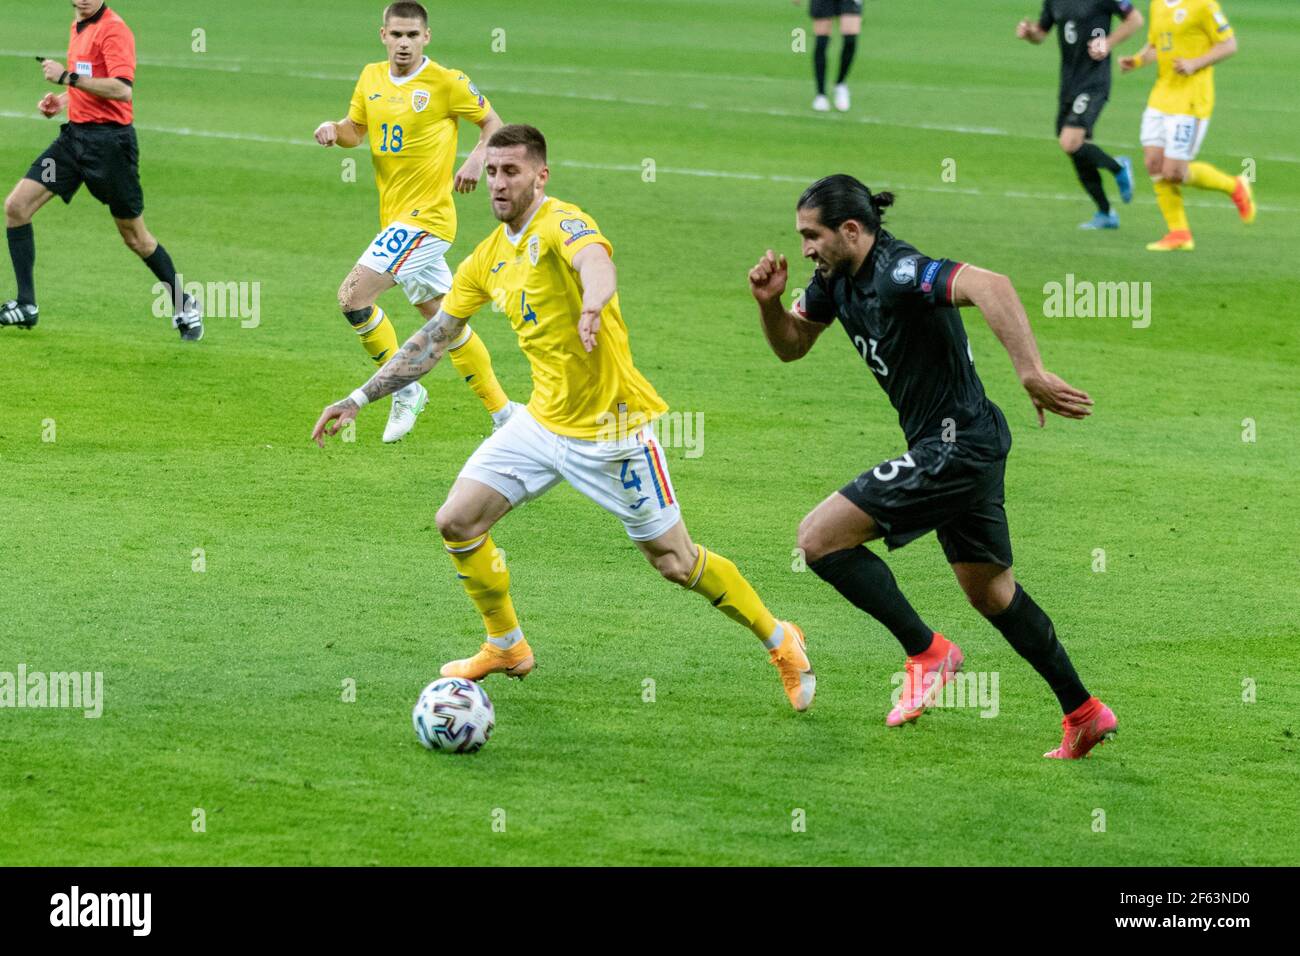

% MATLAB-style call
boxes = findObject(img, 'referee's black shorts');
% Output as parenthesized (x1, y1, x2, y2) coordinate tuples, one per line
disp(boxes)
(24, 121, 144, 220)
(839, 437, 1014, 568)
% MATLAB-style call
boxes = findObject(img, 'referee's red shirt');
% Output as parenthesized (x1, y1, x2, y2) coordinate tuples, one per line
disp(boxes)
(66, 4, 136, 125)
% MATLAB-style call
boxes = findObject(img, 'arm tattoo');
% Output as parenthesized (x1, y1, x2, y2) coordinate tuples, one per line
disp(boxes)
(359, 309, 468, 403)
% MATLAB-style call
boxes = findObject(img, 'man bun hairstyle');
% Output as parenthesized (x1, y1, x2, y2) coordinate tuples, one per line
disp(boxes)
(384, 2, 428, 25)
(487, 124, 548, 165)
(798, 174, 895, 234)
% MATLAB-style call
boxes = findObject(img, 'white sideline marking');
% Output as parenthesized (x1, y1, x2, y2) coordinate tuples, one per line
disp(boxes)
(2, 109, 1288, 213)
(2, 47, 1293, 163)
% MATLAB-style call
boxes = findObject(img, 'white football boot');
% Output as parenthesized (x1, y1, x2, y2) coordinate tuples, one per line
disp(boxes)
(812, 94, 831, 112)
(833, 84, 850, 112)
(383, 382, 428, 443)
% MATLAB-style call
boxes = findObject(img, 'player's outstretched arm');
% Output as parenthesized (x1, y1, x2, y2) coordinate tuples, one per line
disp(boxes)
(748, 250, 825, 362)
(951, 266, 1093, 427)
(311, 309, 468, 446)
(314, 118, 366, 148)
(454, 108, 504, 193)
(573, 244, 617, 353)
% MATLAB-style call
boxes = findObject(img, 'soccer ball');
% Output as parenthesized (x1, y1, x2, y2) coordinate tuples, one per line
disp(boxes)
(412, 677, 495, 753)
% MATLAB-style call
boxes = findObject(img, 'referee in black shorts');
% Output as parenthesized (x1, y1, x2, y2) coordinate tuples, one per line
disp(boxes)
(749, 174, 1119, 759)
(2, 0, 202, 340)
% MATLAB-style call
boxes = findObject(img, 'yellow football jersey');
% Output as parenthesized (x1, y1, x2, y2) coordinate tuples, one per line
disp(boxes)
(347, 57, 491, 241)
(1147, 0, 1235, 119)
(443, 197, 668, 440)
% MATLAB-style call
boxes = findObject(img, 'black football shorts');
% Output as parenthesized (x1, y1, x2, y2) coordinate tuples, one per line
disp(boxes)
(810, 0, 864, 18)
(1056, 88, 1109, 137)
(839, 437, 1014, 567)
(25, 122, 144, 220)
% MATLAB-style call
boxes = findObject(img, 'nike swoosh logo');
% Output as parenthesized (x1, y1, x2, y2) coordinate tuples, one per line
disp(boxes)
(630, 496, 649, 510)
(712, 592, 727, 607)
(368, 94, 382, 100)
(1070, 727, 1086, 753)
(373, 349, 389, 362)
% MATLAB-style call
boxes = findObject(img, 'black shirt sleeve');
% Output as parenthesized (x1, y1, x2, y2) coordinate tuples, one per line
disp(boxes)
(794, 273, 836, 325)
(877, 251, 969, 313)
(1038, 0, 1055, 32)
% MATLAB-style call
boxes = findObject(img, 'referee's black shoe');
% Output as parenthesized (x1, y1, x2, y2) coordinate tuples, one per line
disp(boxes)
(0, 300, 38, 329)
(173, 293, 204, 342)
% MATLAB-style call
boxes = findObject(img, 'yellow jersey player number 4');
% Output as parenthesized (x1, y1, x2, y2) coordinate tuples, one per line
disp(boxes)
(312, 125, 816, 715)
(313, 2, 512, 443)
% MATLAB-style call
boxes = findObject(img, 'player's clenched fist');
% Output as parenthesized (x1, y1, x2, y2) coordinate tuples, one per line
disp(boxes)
(748, 250, 788, 304)
(314, 122, 339, 147)
(1119, 55, 1140, 73)
(38, 93, 64, 118)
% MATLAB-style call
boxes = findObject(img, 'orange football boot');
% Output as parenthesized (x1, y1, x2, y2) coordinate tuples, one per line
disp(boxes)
(441, 638, 535, 681)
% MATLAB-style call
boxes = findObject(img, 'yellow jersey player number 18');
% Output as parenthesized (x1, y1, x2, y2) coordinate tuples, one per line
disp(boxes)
(313, 2, 515, 443)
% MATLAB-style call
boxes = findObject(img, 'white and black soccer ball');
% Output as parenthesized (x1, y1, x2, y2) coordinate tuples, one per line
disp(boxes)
(412, 677, 495, 753)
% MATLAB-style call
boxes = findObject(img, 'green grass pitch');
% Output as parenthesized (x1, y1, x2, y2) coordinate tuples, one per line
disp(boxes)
(1, 0, 1296, 866)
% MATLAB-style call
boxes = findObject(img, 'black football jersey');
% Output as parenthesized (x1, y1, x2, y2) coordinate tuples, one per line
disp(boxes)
(795, 231, 1011, 459)
(1038, 0, 1133, 96)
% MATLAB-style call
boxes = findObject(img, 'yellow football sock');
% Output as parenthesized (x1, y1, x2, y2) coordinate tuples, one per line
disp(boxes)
(444, 533, 519, 638)
(448, 325, 509, 415)
(1186, 162, 1237, 195)
(1153, 179, 1190, 233)
(686, 545, 780, 642)
(351, 305, 399, 366)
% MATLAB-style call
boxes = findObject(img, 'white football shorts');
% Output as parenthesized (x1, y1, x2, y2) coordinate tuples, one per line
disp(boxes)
(357, 222, 452, 306)
(1140, 107, 1211, 162)
(459, 406, 682, 542)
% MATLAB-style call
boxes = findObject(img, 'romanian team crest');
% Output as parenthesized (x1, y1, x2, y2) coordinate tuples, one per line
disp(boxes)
(1173, 8, 1187, 23)
(411, 89, 430, 112)
(528, 235, 540, 266)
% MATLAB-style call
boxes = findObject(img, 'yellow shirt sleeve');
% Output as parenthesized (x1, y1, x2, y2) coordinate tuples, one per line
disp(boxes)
(443, 245, 490, 319)
(347, 69, 368, 127)
(546, 207, 613, 270)
(447, 70, 492, 123)
(1200, 1, 1234, 43)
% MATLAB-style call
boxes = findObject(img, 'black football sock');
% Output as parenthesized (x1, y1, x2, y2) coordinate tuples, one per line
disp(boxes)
(1076, 141, 1121, 175)
(1071, 151, 1111, 214)
(986, 583, 1089, 714)
(813, 35, 829, 95)
(142, 243, 181, 312)
(836, 34, 858, 84)
(808, 547, 934, 656)
(7, 224, 36, 306)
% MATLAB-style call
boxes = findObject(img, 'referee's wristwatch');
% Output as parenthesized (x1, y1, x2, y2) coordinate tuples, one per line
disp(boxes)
(67, 72, 80, 88)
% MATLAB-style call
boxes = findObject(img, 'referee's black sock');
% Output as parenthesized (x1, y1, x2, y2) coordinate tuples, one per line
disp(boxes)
(7, 224, 36, 306)
(808, 547, 934, 656)
(142, 243, 181, 312)
(836, 34, 858, 84)
(813, 35, 830, 95)
(986, 583, 1090, 714)
(1070, 151, 1112, 215)
(1076, 142, 1121, 175)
